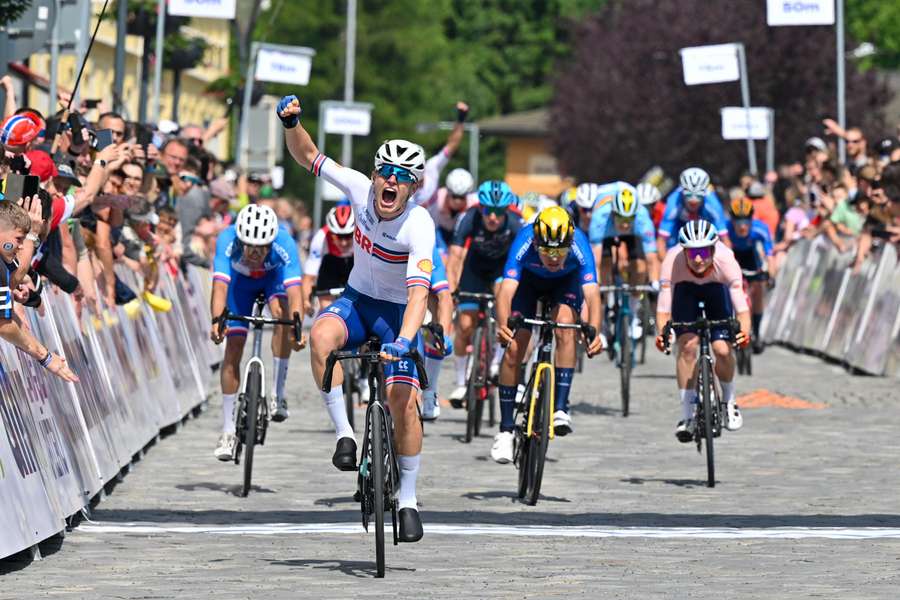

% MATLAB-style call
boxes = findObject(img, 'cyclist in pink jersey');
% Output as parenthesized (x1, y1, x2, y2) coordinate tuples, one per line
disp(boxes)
(655, 220, 751, 443)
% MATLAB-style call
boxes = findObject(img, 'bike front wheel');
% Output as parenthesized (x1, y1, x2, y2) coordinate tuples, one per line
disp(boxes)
(465, 326, 485, 443)
(371, 405, 386, 577)
(526, 366, 553, 506)
(241, 364, 262, 498)
(620, 331, 632, 418)
(700, 358, 715, 488)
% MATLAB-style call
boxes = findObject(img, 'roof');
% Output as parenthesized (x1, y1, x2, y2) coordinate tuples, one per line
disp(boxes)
(477, 109, 548, 137)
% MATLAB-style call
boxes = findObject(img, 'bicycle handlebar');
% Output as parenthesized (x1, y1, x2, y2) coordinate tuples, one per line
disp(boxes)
(215, 309, 303, 343)
(422, 321, 445, 355)
(598, 284, 657, 294)
(454, 291, 495, 303)
(507, 316, 596, 342)
(321, 348, 429, 393)
(660, 318, 739, 355)
(313, 287, 345, 297)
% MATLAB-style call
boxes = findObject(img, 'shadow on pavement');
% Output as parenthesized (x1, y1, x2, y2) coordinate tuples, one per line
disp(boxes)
(269, 558, 414, 578)
(632, 373, 677, 380)
(568, 402, 620, 416)
(0, 534, 65, 575)
(175, 482, 276, 496)
(620, 477, 711, 489)
(314, 495, 357, 507)
(89, 508, 900, 528)
(462, 490, 572, 503)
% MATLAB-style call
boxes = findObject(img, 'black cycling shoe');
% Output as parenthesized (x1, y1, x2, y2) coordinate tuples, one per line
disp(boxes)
(332, 437, 357, 471)
(398, 507, 423, 543)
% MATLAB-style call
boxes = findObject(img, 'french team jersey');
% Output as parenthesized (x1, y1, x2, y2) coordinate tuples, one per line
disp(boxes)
(588, 202, 657, 254)
(310, 153, 436, 304)
(213, 225, 302, 287)
(658, 188, 729, 248)
(411, 146, 451, 206)
(304, 225, 353, 278)
(726, 218, 774, 256)
(503, 226, 597, 284)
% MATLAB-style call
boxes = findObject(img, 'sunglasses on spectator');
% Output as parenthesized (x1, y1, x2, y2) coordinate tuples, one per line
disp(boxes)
(686, 247, 714, 262)
(180, 174, 204, 185)
(481, 206, 506, 217)
(376, 164, 416, 183)
(537, 246, 569, 259)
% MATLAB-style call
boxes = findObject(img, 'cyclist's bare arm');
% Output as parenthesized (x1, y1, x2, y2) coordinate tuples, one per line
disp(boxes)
(444, 102, 469, 155)
(397, 285, 430, 342)
(436, 289, 453, 336)
(301, 274, 316, 312)
(582, 283, 604, 355)
(495, 278, 519, 343)
(281, 102, 320, 170)
(648, 251, 661, 282)
(446, 244, 466, 291)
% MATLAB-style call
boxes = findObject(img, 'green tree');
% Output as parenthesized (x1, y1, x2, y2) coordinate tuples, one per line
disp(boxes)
(846, 0, 900, 70)
(0, 0, 30, 27)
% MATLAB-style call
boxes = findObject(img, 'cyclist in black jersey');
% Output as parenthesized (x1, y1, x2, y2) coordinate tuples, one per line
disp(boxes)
(445, 181, 522, 405)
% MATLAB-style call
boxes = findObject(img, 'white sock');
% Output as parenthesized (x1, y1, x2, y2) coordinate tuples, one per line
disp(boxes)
(454, 355, 467, 387)
(721, 381, 735, 406)
(679, 389, 697, 421)
(424, 356, 442, 402)
(397, 454, 420, 510)
(272, 356, 289, 399)
(492, 343, 504, 366)
(321, 386, 353, 439)
(222, 393, 237, 434)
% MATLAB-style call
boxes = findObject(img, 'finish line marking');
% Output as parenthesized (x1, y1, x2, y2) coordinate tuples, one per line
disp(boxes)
(77, 522, 900, 540)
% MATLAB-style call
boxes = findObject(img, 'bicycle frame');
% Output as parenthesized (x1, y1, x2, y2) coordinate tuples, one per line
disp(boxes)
(240, 298, 268, 398)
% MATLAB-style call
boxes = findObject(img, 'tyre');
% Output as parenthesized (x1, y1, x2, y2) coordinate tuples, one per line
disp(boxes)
(700, 358, 715, 488)
(371, 405, 386, 578)
(516, 428, 529, 499)
(526, 367, 553, 506)
(241, 364, 262, 498)
(620, 330, 632, 418)
(639, 297, 650, 365)
(342, 366, 356, 432)
(465, 327, 484, 443)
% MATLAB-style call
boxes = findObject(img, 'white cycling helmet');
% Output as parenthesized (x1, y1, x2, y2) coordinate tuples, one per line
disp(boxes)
(374, 139, 426, 182)
(445, 168, 474, 196)
(235, 204, 279, 246)
(636, 182, 661, 205)
(325, 204, 355, 235)
(612, 183, 639, 218)
(574, 183, 600, 209)
(679, 167, 710, 196)
(678, 219, 719, 248)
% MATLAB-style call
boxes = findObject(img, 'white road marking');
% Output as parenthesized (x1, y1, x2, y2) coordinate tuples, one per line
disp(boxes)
(77, 522, 900, 540)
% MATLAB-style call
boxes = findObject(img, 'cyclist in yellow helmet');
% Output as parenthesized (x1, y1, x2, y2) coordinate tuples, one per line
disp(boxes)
(490, 206, 604, 463)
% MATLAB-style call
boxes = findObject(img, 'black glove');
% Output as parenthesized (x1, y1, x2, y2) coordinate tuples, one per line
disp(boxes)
(456, 104, 468, 123)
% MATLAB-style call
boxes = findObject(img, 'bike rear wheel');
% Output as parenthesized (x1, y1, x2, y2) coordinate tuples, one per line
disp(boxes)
(526, 367, 553, 506)
(241, 364, 262, 498)
(465, 327, 485, 443)
(371, 405, 386, 577)
(700, 358, 715, 488)
(620, 331, 632, 417)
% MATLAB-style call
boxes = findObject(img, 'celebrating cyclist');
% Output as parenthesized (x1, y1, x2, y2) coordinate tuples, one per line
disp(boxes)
(589, 182, 660, 337)
(657, 167, 729, 258)
(654, 220, 751, 443)
(421, 167, 479, 248)
(210, 204, 306, 461)
(492, 207, 603, 462)
(727, 198, 774, 353)
(302, 203, 355, 313)
(445, 180, 523, 405)
(411, 101, 471, 207)
(278, 95, 434, 543)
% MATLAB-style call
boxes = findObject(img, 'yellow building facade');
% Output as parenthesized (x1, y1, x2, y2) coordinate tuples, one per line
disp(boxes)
(26, 2, 231, 159)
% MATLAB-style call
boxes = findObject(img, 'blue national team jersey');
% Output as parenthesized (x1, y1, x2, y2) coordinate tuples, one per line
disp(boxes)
(213, 225, 303, 287)
(588, 203, 657, 254)
(727, 218, 774, 256)
(658, 188, 729, 248)
(503, 227, 597, 284)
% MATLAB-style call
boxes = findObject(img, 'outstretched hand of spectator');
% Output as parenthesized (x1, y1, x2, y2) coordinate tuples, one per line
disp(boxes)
(47, 354, 79, 383)
(19, 195, 44, 235)
(822, 118, 846, 139)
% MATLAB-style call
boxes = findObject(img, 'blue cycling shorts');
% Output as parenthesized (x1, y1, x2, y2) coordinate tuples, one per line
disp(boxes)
(511, 270, 583, 318)
(671, 282, 734, 341)
(226, 269, 286, 337)
(315, 286, 423, 389)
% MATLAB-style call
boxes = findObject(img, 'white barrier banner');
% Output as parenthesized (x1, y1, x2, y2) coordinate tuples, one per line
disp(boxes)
(767, 0, 835, 26)
(168, 0, 236, 20)
(255, 48, 313, 85)
(720, 107, 772, 140)
(679, 43, 740, 85)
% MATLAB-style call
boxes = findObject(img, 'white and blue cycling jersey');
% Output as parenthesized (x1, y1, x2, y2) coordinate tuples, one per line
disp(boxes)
(727, 218, 773, 257)
(503, 226, 597, 283)
(658, 188, 729, 248)
(430, 245, 449, 294)
(588, 202, 657, 254)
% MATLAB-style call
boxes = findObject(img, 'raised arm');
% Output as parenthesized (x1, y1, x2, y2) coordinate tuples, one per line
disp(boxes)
(277, 95, 320, 171)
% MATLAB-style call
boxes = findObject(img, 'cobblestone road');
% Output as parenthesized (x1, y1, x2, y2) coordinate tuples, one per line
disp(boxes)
(3, 345, 899, 599)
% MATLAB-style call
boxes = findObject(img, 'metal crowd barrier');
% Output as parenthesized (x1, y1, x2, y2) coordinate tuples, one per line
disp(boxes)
(761, 236, 900, 376)
(0, 265, 218, 560)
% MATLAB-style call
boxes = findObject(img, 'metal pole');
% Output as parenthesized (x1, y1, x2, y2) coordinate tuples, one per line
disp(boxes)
(468, 124, 479, 183)
(237, 42, 258, 170)
(112, 0, 127, 113)
(48, 0, 60, 115)
(766, 109, 775, 174)
(313, 112, 327, 229)
(151, 0, 165, 122)
(73, 0, 91, 108)
(341, 0, 357, 168)
(836, 0, 846, 164)
(736, 43, 758, 176)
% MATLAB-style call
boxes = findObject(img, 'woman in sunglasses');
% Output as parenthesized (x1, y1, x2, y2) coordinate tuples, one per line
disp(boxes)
(654, 219, 752, 443)
(278, 94, 435, 543)
(492, 206, 604, 463)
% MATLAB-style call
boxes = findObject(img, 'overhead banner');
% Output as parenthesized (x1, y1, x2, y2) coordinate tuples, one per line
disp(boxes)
(323, 105, 372, 136)
(767, 0, 835, 26)
(168, 0, 236, 20)
(679, 43, 740, 85)
(720, 107, 772, 140)
(255, 47, 315, 86)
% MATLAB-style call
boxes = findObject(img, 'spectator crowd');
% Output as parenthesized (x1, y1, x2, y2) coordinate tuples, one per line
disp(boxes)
(0, 79, 313, 382)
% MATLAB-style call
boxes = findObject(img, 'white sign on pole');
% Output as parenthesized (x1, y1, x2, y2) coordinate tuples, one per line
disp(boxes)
(323, 106, 372, 136)
(168, 0, 236, 20)
(720, 107, 772, 141)
(255, 48, 313, 85)
(766, 0, 835, 26)
(679, 44, 741, 85)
